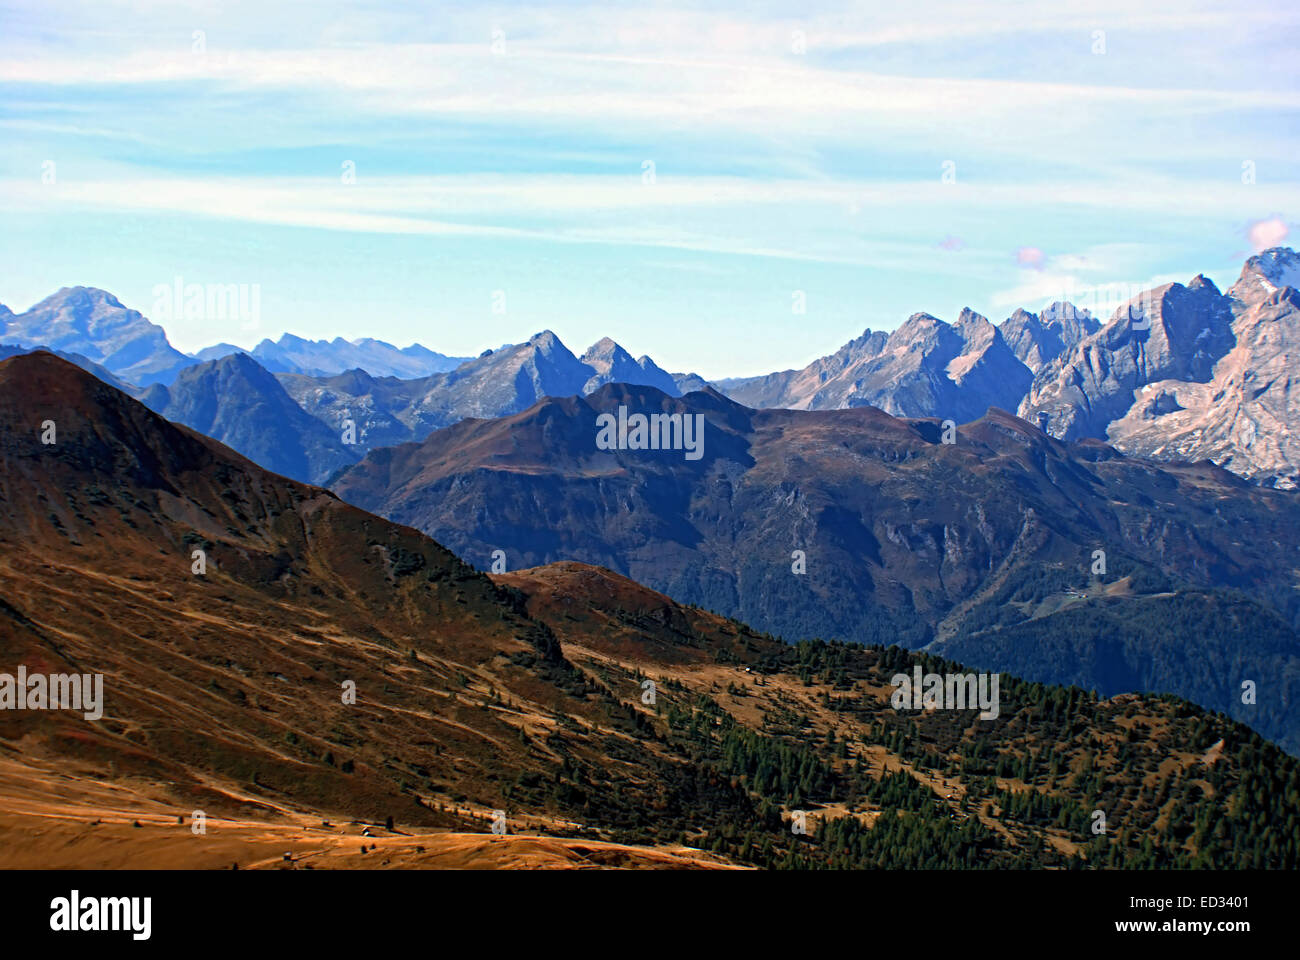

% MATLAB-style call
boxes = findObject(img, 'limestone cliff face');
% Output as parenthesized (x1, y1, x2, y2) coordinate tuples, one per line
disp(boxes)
(1000, 303, 1100, 376)
(720, 308, 1033, 423)
(1022, 249, 1300, 489)
(720, 248, 1300, 488)
(1019, 276, 1236, 443)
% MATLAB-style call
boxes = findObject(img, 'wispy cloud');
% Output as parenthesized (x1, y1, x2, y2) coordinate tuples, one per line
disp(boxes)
(1, 0, 1296, 371)
(7, 175, 1298, 259)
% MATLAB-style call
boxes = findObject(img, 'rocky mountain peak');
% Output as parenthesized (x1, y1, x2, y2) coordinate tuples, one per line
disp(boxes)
(888, 312, 951, 352)
(581, 336, 632, 365)
(527, 330, 565, 352)
(1231, 246, 1300, 302)
(1, 286, 192, 386)
(954, 308, 997, 351)
(31, 285, 128, 314)
(1245, 245, 1300, 285)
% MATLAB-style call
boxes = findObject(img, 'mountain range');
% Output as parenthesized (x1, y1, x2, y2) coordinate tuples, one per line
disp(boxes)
(717, 250, 1300, 489)
(131, 330, 707, 481)
(6, 248, 1298, 490)
(1, 351, 1295, 869)
(331, 381, 1300, 752)
(194, 333, 470, 379)
(0, 288, 470, 383)
(278, 331, 708, 457)
(1, 288, 710, 479)
(715, 303, 1085, 418)
(6, 252, 1300, 752)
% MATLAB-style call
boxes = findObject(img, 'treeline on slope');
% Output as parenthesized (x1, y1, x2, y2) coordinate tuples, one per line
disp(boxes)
(938, 554, 1300, 754)
(487, 626, 1299, 869)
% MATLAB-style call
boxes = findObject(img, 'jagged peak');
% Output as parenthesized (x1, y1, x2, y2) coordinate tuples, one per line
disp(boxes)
(890, 312, 947, 344)
(1237, 246, 1300, 295)
(581, 336, 634, 364)
(1040, 301, 1091, 324)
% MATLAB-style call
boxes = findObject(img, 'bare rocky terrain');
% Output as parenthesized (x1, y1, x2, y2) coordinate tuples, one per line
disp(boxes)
(720, 249, 1300, 489)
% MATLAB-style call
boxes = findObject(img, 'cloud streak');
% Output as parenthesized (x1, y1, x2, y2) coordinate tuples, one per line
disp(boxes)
(0, 0, 1295, 371)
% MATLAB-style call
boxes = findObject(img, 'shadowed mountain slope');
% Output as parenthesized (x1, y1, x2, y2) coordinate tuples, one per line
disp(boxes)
(2, 352, 1296, 867)
(137, 351, 361, 485)
(332, 383, 1300, 749)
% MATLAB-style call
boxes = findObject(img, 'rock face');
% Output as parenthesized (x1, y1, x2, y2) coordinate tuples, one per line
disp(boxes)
(198, 334, 471, 379)
(1093, 254, 1300, 489)
(138, 352, 360, 485)
(0, 287, 194, 386)
(941, 308, 1035, 420)
(713, 328, 890, 409)
(1019, 276, 1236, 444)
(281, 331, 709, 455)
(719, 309, 1033, 421)
(720, 248, 1300, 488)
(999, 303, 1100, 375)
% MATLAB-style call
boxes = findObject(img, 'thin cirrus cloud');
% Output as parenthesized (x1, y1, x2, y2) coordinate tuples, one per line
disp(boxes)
(8, 171, 1297, 215)
(4, 44, 1295, 130)
(7, 175, 1299, 249)
(0, 0, 1296, 373)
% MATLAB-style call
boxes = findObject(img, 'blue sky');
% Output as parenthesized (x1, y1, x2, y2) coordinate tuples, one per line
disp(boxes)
(1, 0, 1297, 378)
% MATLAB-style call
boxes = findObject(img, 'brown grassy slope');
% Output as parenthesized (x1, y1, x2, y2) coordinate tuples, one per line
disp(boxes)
(0, 353, 740, 866)
(0, 354, 1293, 868)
